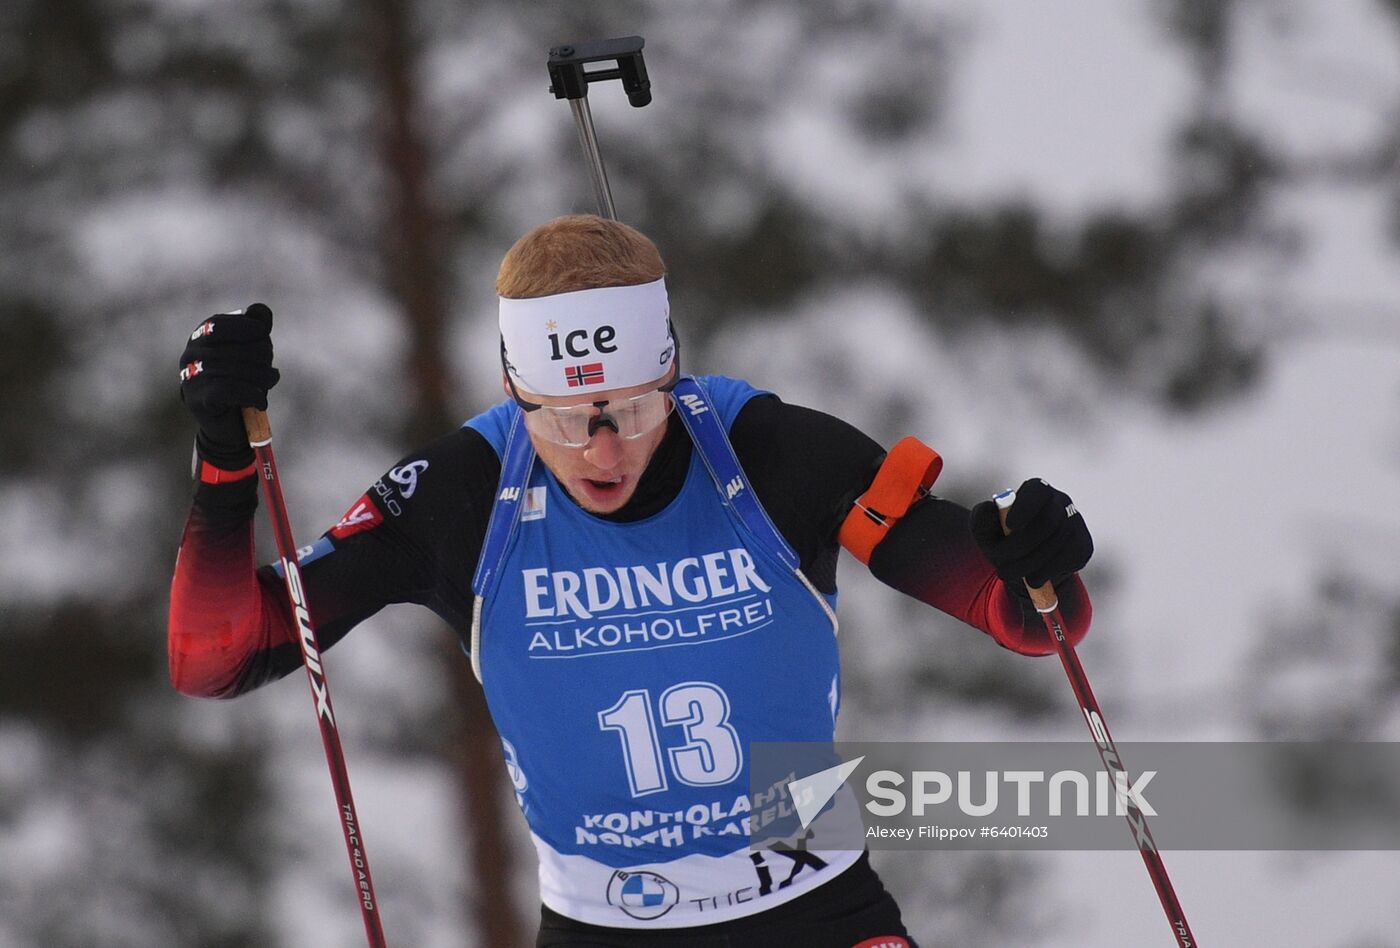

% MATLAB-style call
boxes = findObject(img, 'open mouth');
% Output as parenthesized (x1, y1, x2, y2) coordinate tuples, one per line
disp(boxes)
(574, 473, 630, 509)
(575, 475, 627, 506)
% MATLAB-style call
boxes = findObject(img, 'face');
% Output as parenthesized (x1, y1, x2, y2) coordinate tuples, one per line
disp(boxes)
(511, 369, 676, 514)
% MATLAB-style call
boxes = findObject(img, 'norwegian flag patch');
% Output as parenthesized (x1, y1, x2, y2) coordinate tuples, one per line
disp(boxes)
(564, 362, 606, 387)
(329, 493, 384, 540)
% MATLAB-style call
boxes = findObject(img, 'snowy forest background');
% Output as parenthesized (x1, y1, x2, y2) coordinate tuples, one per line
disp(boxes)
(3, 0, 1400, 945)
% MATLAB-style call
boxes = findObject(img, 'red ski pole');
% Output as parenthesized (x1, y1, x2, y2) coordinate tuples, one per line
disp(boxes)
(995, 489, 1197, 947)
(243, 407, 388, 948)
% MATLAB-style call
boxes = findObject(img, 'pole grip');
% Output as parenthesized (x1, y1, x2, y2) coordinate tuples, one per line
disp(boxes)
(242, 407, 272, 447)
(993, 488, 1059, 613)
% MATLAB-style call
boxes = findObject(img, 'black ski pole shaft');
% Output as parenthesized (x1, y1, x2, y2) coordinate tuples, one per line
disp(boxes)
(547, 35, 652, 220)
(995, 489, 1198, 947)
(243, 407, 388, 948)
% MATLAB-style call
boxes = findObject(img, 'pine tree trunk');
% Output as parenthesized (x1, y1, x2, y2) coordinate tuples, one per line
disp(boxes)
(368, 1, 525, 944)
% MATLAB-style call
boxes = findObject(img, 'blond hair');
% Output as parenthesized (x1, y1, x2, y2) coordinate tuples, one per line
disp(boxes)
(496, 214, 666, 299)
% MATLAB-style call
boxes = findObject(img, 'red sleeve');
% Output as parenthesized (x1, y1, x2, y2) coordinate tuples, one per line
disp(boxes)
(866, 495, 1091, 656)
(165, 478, 403, 699)
(961, 569, 1091, 656)
(167, 429, 483, 699)
(167, 488, 299, 698)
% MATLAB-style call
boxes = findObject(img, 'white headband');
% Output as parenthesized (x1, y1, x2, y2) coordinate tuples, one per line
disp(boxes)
(500, 278, 675, 396)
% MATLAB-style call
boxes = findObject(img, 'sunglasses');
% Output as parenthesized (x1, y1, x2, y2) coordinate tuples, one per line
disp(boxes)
(501, 325, 681, 447)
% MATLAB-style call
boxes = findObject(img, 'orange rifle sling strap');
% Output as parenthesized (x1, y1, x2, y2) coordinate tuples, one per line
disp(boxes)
(838, 436, 944, 565)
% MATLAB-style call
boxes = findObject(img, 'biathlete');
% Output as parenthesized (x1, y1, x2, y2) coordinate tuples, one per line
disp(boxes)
(169, 214, 1094, 946)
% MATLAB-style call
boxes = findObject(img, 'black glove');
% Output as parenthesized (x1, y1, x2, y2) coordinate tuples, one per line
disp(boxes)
(969, 478, 1093, 589)
(178, 303, 280, 470)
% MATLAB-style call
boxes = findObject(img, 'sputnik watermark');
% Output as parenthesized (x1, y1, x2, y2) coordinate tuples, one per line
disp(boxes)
(862, 767, 1155, 819)
(782, 758, 1153, 848)
(750, 741, 1400, 852)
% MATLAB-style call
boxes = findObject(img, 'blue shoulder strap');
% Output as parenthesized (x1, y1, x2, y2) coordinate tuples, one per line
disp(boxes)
(670, 376, 799, 571)
(472, 406, 535, 599)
